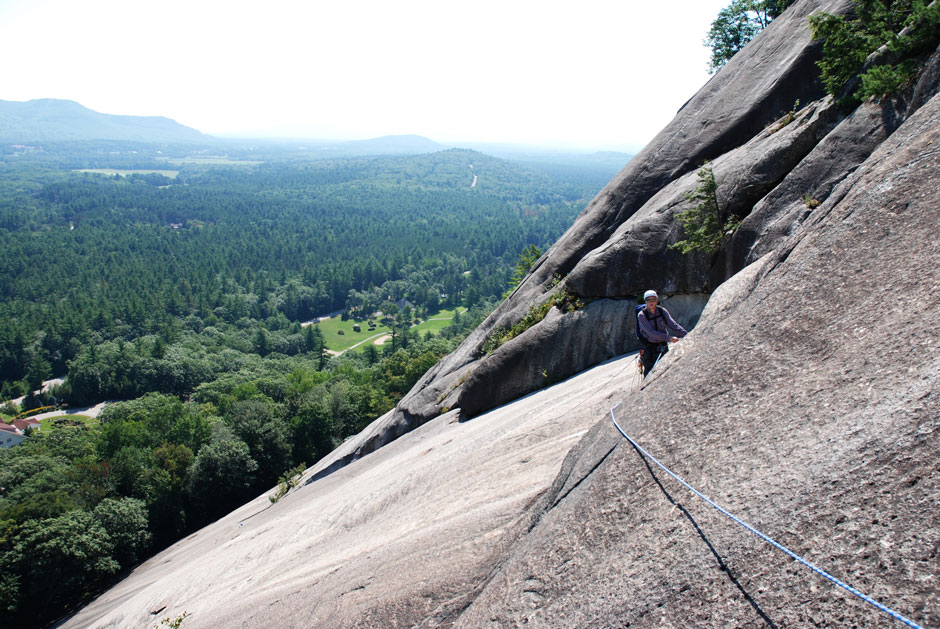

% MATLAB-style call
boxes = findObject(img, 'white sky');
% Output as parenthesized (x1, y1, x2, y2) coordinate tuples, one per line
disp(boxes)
(0, 0, 729, 150)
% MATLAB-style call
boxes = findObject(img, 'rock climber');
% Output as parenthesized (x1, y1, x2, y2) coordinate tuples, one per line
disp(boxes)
(637, 290, 687, 376)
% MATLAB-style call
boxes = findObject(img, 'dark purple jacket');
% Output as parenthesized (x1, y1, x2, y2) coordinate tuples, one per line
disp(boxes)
(637, 305, 688, 343)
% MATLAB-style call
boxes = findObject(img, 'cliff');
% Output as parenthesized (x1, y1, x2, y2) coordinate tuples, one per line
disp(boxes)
(62, 0, 940, 626)
(308, 0, 860, 472)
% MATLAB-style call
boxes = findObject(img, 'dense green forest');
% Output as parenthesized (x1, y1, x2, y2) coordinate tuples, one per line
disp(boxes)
(0, 140, 622, 627)
(0, 146, 615, 400)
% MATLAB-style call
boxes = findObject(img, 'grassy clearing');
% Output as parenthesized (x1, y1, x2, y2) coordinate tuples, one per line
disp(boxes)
(412, 307, 467, 335)
(318, 317, 392, 353)
(38, 414, 96, 432)
(163, 156, 263, 166)
(318, 307, 468, 353)
(76, 169, 180, 178)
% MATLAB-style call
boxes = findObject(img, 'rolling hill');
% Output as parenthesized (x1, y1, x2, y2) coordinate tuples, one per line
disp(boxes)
(0, 98, 208, 143)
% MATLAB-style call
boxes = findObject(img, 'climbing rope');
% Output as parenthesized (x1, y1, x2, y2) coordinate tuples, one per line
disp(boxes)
(608, 401, 924, 629)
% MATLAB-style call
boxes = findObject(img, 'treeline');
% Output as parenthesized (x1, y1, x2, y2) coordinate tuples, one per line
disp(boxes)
(0, 147, 603, 400)
(0, 306, 484, 627)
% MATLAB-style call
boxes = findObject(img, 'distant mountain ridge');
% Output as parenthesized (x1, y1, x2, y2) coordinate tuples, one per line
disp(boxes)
(338, 133, 446, 154)
(0, 98, 208, 143)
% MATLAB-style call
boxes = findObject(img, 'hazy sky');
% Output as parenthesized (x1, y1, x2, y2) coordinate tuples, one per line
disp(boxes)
(0, 0, 730, 150)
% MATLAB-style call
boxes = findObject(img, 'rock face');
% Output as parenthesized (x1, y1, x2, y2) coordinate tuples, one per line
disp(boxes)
(456, 89, 940, 627)
(64, 1, 940, 627)
(313, 0, 937, 474)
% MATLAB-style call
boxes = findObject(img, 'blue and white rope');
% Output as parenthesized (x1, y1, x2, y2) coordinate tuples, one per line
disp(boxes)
(609, 402, 923, 629)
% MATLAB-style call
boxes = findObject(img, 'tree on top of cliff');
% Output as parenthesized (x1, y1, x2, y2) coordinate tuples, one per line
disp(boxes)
(706, 0, 797, 72)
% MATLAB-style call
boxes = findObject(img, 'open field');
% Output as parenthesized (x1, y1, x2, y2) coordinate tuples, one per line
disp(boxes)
(319, 317, 392, 353)
(319, 307, 467, 354)
(76, 169, 180, 178)
(38, 414, 96, 432)
(412, 308, 467, 335)
(163, 156, 264, 166)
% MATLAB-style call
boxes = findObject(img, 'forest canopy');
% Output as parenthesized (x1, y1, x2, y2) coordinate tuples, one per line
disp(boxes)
(0, 146, 619, 400)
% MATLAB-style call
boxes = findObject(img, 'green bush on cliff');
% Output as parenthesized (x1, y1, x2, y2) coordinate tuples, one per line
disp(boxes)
(269, 463, 306, 503)
(670, 162, 740, 255)
(483, 287, 585, 354)
(504, 244, 543, 298)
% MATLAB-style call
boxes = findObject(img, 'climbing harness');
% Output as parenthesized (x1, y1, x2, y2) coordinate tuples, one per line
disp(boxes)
(637, 343, 666, 378)
(608, 402, 924, 629)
